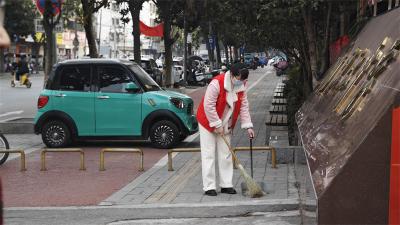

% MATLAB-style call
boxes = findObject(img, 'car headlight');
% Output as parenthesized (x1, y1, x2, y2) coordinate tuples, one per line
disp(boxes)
(170, 97, 185, 109)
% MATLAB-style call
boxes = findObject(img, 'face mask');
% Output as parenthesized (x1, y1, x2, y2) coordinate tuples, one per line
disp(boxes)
(233, 79, 243, 87)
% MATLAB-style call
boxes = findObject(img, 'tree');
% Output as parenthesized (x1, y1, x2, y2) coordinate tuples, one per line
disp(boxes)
(42, 0, 62, 82)
(2, 0, 36, 72)
(117, 0, 147, 64)
(153, 0, 183, 87)
(80, 0, 109, 58)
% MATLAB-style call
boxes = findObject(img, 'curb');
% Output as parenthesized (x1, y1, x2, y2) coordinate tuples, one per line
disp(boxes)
(5, 199, 299, 224)
(0, 118, 34, 134)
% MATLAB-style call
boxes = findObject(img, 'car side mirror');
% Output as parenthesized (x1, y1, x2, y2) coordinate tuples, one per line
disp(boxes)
(125, 82, 140, 92)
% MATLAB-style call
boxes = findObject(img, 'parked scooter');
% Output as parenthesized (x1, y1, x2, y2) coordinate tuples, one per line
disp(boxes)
(11, 71, 32, 88)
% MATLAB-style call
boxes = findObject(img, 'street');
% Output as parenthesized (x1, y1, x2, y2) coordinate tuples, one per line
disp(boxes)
(0, 73, 44, 122)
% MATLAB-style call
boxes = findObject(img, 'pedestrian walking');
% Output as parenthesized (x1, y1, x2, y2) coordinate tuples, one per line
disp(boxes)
(196, 63, 255, 196)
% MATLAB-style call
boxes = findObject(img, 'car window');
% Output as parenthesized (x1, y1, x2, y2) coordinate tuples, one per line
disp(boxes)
(53, 65, 91, 91)
(128, 64, 161, 92)
(98, 66, 133, 93)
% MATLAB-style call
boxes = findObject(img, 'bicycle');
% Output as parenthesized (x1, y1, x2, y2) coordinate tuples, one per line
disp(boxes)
(0, 134, 9, 165)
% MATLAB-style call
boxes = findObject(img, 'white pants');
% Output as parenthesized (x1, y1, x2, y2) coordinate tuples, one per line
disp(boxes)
(199, 124, 233, 191)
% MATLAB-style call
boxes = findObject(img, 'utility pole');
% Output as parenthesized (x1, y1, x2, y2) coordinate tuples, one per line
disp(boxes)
(98, 9, 102, 55)
(123, 23, 126, 56)
(183, 8, 188, 85)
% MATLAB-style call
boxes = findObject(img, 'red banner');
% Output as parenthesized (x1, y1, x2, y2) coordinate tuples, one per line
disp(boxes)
(390, 107, 400, 225)
(139, 21, 164, 37)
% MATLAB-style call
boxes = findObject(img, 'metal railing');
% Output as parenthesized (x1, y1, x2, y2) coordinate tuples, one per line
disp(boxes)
(233, 146, 277, 169)
(167, 146, 277, 171)
(168, 148, 201, 171)
(0, 149, 26, 171)
(100, 148, 144, 172)
(41, 148, 86, 171)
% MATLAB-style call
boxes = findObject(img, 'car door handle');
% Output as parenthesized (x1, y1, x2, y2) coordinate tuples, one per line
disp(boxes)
(97, 95, 110, 99)
(55, 93, 66, 97)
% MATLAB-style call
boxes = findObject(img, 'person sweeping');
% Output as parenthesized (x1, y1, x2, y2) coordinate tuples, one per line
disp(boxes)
(196, 63, 256, 196)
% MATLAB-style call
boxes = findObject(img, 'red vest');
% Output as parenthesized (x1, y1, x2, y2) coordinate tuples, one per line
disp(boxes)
(196, 74, 244, 132)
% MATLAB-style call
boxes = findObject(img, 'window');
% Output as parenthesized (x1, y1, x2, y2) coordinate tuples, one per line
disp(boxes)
(128, 64, 160, 92)
(53, 65, 91, 91)
(98, 66, 132, 93)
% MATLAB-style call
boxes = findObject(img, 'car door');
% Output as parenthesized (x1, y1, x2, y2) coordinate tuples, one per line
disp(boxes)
(50, 65, 95, 135)
(94, 64, 142, 136)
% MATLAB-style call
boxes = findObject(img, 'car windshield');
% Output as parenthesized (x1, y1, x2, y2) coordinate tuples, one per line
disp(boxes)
(128, 64, 161, 92)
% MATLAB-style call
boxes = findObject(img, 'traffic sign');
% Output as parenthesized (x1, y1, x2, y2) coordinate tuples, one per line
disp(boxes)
(35, 0, 63, 16)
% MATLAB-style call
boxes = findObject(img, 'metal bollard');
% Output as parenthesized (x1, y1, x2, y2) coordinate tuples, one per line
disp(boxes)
(0, 150, 26, 171)
(41, 148, 86, 171)
(100, 148, 144, 172)
(167, 148, 201, 171)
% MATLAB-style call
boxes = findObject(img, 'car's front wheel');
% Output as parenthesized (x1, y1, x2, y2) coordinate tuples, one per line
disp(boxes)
(150, 120, 179, 149)
(41, 120, 71, 148)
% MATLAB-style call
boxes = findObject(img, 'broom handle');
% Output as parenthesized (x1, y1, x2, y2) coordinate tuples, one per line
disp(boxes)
(220, 134, 241, 166)
(250, 138, 253, 178)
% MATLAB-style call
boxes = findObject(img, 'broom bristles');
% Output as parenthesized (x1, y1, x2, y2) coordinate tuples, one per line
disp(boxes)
(237, 164, 265, 198)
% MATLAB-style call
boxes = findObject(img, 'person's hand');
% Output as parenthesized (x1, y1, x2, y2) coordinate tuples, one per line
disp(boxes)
(247, 128, 255, 139)
(215, 126, 224, 136)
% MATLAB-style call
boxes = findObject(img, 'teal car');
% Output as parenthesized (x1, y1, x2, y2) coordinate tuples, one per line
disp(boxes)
(34, 59, 198, 149)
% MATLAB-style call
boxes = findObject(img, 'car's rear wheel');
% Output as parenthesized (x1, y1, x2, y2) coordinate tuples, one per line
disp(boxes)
(41, 120, 71, 148)
(150, 120, 179, 149)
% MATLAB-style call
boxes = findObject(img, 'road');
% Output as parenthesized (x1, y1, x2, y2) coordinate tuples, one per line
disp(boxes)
(0, 73, 44, 122)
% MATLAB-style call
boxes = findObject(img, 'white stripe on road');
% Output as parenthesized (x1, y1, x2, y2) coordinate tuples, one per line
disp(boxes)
(0, 110, 24, 118)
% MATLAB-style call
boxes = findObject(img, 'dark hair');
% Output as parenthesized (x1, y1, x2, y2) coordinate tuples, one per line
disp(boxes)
(240, 68, 249, 80)
(230, 63, 244, 76)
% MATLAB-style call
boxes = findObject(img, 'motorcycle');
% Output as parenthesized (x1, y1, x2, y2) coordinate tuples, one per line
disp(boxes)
(11, 72, 32, 88)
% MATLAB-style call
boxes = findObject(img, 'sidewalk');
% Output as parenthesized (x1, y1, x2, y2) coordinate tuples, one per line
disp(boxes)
(3, 67, 302, 225)
(100, 67, 298, 206)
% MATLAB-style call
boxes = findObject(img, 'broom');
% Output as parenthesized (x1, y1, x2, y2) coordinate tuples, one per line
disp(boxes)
(220, 134, 264, 198)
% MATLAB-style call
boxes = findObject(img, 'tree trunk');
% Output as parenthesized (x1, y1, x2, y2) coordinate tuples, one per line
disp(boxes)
(0, 48, 5, 73)
(215, 33, 221, 67)
(299, 35, 313, 95)
(319, 1, 332, 77)
(233, 46, 238, 61)
(339, 4, 346, 36)
(188, 42, 192, 56)
(163, 16, 173, 87)
(302, 5, 318, 86)
(44, 26, 53, 83)
(224, 43, 229, 65)
(81, 0, 98, 58)
(130, 2, 141, 64)
(229, 46, 233, 63)
(183, 13, 188, 84)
